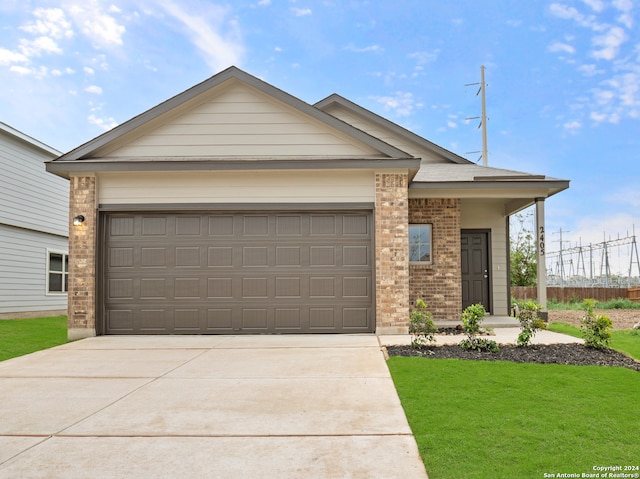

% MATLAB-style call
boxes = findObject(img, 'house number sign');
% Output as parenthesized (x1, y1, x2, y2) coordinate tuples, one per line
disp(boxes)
(538, 226, 545, 256)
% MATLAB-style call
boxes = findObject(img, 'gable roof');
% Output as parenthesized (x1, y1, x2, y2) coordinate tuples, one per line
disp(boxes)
(0, 122, 61, 157)
(52, 66, 413, 164)
(315, 94, 472, 165)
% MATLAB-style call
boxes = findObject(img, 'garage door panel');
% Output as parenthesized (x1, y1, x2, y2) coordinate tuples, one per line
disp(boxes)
(174, 308, 200, 331)
(103, 211, 373, 334)
(141, 216, 167, 236)
(141, 248, 167, 268)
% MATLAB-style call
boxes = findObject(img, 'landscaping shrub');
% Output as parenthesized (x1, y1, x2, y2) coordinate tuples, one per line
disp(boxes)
(459, 303, 499, 352)
(581, 299, 613, 350)
(514, 300, 547, 347)
(408, 298, 438, 347)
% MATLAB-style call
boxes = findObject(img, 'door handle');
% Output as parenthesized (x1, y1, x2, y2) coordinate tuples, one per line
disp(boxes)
(483, 269, 488, 279)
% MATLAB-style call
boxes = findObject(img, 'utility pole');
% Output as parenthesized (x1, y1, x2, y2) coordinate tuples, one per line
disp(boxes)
(465, 65, 489, 166)
(480, 65, 488, 166)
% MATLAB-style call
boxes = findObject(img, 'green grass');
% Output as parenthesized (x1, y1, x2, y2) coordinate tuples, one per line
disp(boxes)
(548, 321, 640, 360)
(388, 357, 640, 479)
(0, 316, 68, 362)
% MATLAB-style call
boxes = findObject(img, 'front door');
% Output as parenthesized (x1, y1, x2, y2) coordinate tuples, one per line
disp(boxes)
(461, 230, 491, 312)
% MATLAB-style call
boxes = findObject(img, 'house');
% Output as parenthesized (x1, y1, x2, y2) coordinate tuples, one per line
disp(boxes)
(1, 122, 67, 319)
(46, 67, 568, 339)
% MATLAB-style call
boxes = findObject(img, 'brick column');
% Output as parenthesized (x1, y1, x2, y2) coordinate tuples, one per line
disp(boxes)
(375, 172, 410, 334)
(68, 175, 97, 340)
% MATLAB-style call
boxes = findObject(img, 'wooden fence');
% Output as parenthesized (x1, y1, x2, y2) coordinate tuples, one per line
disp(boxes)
(511, 286, 637, 302)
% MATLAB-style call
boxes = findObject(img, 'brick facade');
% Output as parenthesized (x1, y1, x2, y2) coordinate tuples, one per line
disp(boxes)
(375, 173, 410, 333)
(409, 198, 462, 321)
(68, 175, 97, 340)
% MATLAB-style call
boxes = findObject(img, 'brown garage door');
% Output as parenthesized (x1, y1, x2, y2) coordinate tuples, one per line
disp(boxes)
(102, 211, 374, 334)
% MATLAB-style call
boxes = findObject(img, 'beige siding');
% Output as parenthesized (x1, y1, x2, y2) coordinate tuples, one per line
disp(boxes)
(102, 83, 381, 158)
(460, 199, 509, 315)
(321, 104, 449, 164)
(97, 170, 376, 204)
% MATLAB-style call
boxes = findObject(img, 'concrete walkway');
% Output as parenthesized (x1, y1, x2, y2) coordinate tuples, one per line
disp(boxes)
(379, 327, 584, 347)
(0, 335, 428, 479)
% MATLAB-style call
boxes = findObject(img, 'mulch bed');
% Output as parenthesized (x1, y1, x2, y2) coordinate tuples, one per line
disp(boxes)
(386, 343, 640, 371)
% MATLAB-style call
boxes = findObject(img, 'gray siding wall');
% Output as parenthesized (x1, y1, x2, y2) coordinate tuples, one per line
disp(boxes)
(0, 130, 68, 237)
(0, 223, 68, 315)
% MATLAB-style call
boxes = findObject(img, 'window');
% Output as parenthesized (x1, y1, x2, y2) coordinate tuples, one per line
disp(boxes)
(47, 251, 69, 294)
(409, 224, 432, 263)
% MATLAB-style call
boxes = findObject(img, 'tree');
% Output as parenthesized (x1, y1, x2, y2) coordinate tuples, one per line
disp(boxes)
(510, 210, 537, 286)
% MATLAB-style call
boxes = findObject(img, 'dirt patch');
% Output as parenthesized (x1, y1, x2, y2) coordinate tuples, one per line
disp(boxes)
(386, 343, 640, 371)
(548, 309, 640, 330)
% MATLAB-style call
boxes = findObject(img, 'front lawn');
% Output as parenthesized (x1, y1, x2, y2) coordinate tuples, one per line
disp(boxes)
(0, 316, 68, 362)
(388, 357, 640, 479)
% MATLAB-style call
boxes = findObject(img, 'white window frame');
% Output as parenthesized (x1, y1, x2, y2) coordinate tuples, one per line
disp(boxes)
(46, 249, 69, 295)
(409, 224, 433, 264)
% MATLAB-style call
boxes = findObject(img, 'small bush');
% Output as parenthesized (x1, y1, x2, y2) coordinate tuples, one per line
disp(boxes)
(581, 299, 613, 350)
(514, 300, 547, 347)
(409, 298, 438, 347)
(461, 303, 486, 336)
(459, 336, 500, 352)
(459, 303, 498, 352)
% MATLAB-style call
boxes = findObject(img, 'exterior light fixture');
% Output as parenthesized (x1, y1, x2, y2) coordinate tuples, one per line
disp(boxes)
(73, 215, 85, 226)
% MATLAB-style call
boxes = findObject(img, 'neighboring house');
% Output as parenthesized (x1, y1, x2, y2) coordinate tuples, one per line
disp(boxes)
(46, 67, 569, 339)
(0, 122, 67, 319)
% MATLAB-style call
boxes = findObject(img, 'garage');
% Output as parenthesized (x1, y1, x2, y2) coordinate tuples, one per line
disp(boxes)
(101, 210, 374, 334)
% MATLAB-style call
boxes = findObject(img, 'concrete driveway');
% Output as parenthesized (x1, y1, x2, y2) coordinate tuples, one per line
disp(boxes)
(0, 335, 428, 478)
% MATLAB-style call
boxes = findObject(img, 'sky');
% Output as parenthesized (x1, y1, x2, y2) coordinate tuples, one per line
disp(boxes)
(1, 0, 639, 275)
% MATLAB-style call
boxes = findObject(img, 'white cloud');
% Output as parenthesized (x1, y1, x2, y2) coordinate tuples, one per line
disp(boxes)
(409, 50, 440, 65)
(291, 7, 312, 16)
(88, 113, 118, 131)
(549, 3, 582, 21)
(84, 66, 95, 75)
(577, 63, 604, 76)
(581, 0, 604, 12)
(612, 0, 633, 12)
(344, 44, 383, 53)
(563, 120, 582, 132)
(85, 85, 103, 94)
(158, 1, 244, 71)
(19, 36, 63, 57)
(9, 65, 49, 78)
(67, 0, 126, 48)
(0, 48, 28, 66)
(20, 8, 73, 40)
(51, 67, 74, 76)
(258, 0, 271, 5)
(549, 42, 576, 54)
(370, 91, 422, 117)
(591, 26, 626, 60)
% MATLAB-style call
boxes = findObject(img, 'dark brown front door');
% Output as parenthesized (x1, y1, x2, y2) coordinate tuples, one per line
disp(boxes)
(461, 230, 491, 312)
(101, 211, 374, 334)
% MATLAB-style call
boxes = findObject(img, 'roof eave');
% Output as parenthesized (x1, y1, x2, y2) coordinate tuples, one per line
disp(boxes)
(410, 179, 570, 197)
(46, 157, 422, 179)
